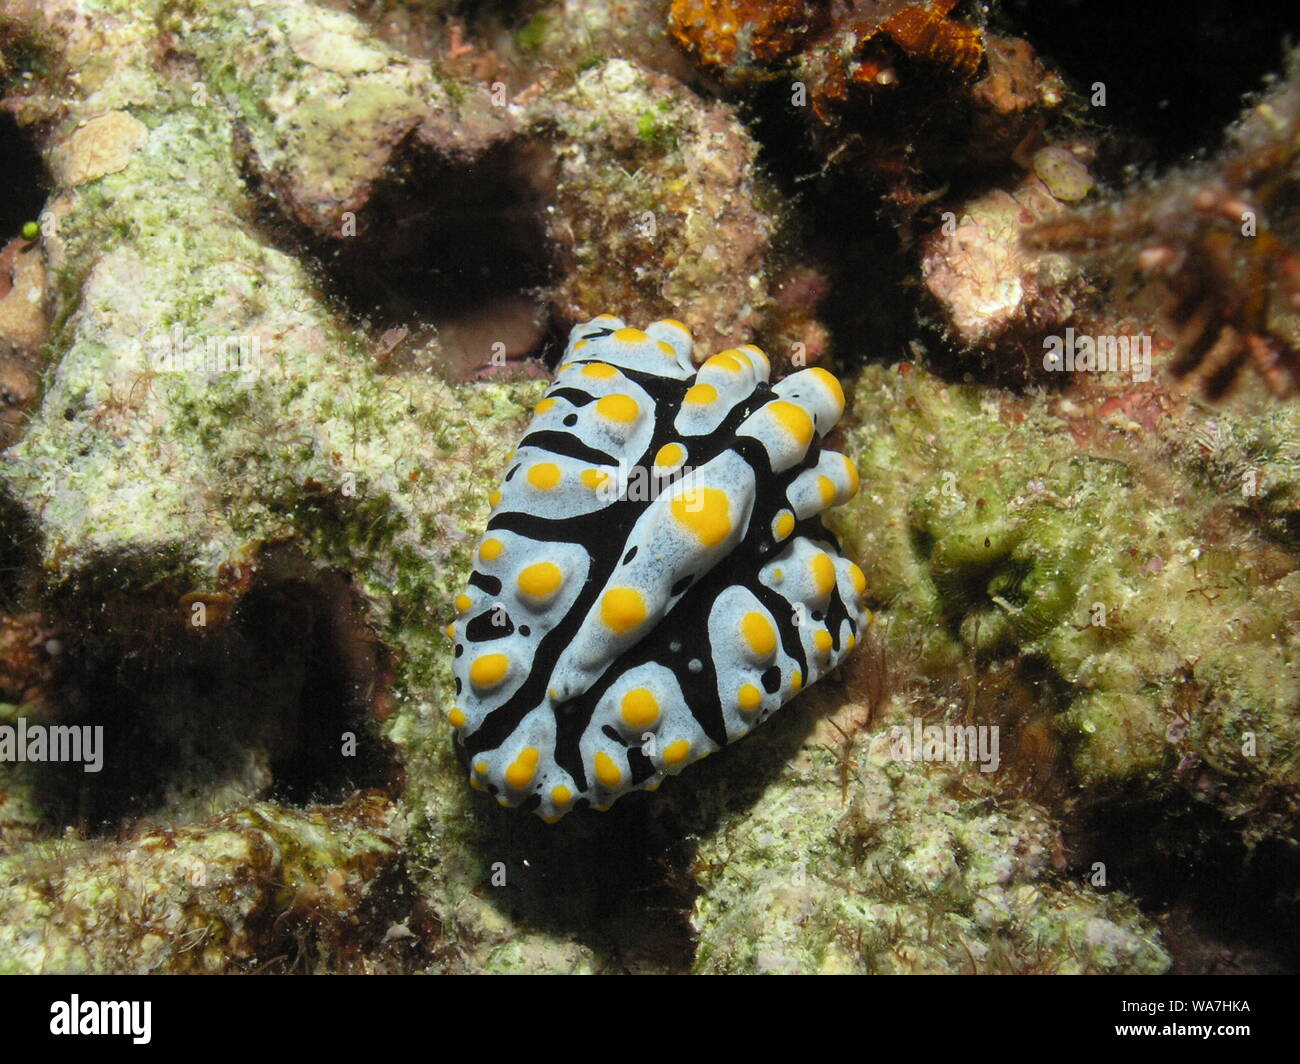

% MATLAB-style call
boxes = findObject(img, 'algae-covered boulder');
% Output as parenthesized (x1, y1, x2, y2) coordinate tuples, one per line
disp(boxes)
(837, 362, 1300, 864)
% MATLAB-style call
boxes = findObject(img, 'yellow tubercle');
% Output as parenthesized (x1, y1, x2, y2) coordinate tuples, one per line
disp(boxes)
(620, 688, 660, 728)
(527, 462, 562, 490)
(505, 747, 540, 789)
(595, 393, 640, 423)
(469, 653, 509, 691)
(594, 751, 623, 787)
(741, 611, 777, 659)
(670, 486, 731, 548)
(663, 740, 690, 765)
(768, 400, 814, 447)
(518, 561, 564, 603)
(601, 587, 647, 634)
(810, 552, 836, 596)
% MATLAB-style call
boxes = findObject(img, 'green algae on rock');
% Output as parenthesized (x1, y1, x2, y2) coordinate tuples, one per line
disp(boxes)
(680, 681, 1169, 974)
(0, 792, 399, 974)
(542, 58, 778, 350)
(0, 702, 43, 856)
(836, 363, 1300, 844)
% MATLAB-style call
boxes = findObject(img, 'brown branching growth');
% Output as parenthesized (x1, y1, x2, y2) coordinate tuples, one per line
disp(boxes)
(1025, 51, 1300, 399)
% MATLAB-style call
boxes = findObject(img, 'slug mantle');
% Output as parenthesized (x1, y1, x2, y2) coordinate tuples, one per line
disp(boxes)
(446, 315, 867, 820)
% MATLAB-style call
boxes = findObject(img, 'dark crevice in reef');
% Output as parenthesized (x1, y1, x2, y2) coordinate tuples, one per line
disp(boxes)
(316, 138, 556, 328)
(956, 635, 1300, 973)
(740, 66, 1052, 386)
(1063, 790, 1300, 974)
(533, 314, 577, 373)
(473, 795, 700, 972)
(33, 557, 398, 835)
(246, 132, 558, 371)
(244, 571, 396, 807)
(927, 626, 1299, 973)
(802, 190, 917, 377)
(0, 111, 51, 241)
(744, 82, 919, 377)
(998, 0, 1300, 165)
(467, 685, 836, 972)
(0, 491, 41, 612)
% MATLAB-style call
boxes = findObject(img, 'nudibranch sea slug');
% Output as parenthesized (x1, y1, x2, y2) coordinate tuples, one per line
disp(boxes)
(446, 314, 868, 820)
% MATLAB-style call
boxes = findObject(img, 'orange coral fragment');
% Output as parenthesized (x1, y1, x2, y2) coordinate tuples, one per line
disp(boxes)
(669, 0, 824, 75)
(873, 0, 983, 82)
